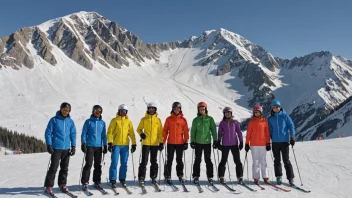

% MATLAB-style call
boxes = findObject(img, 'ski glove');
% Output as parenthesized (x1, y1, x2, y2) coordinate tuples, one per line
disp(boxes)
(239, 142, 244, 151)
(218, 143, 222, 151)
(290, 137, 295, 146)
(131, 144, 136, 153)
(140, 133, 147, 140)
(70, 146, 76, 156)
(245, 144, 250, 152)
(103, 145, 108, 154)
(190, 142, 196, 149)
(81, 143, 87, 153)
(108, 143, 113, 152)
(266, 143, 271, 151)
(212, 141, 219, 149)
(183, 143, 188, 150)
(47, 145, 54, 154)
(158, 143, 164, 151)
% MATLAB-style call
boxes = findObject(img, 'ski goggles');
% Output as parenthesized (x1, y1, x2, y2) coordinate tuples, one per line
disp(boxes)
(119, 109, 128, 114)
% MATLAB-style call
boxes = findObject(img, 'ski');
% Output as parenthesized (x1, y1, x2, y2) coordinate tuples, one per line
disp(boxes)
(179, 179, 189, 192)
(82, 187, 94, 196)
(207, 182, 219, 192)
(166, 180, 179, 191)
(239, 182, 257, 192)
(220, 183, 236, 192)
(93, 185, 109, 195)
(121, 183, 133, 194)
(195, 183, 204, 193)
(151, 180, 162, 192)
(253, 182, 265, 190)
(43, 190, 58, 198)
(287, 185, 311, 193)
(60, 189, 78, 198)
(264, 181, 291, 192)
(105, 181, 120, 195)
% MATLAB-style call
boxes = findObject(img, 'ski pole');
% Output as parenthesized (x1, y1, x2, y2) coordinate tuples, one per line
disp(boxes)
(161, 150, 166, 191)
(78, 152, 86, 192)
(132, 151, 136, 187)
(227, 161, 234, 189)
(292, 146, 303, 186)
(158, 150, 161, 185)
(190, 149, 194, 183)
(212, 147, 219, 180)
(41, 158, 51, 195)
(246, 153, 249, 185)
(183, 149, 187, 181)
(242, 151, 248, 184)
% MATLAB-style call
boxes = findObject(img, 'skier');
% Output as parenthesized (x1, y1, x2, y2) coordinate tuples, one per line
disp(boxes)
(44, 102, 76, 195)
(245, 105, 271, 184)
(190, 102, 217, 184)
(137, 102, 163, 185)
(217, 107, 243, 184)
(268, 100, 295, 185)
(107, 104, 137, 188)
(163, 102, 189, 183)
(80, 105, 107, 190)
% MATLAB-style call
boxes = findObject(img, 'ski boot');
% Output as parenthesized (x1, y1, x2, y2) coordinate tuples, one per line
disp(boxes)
(82, 183, 89, 190)
(165, 177, 172, 185)
(110, 180, 117, 188)
(193, 176, 199, 184)
(276, 176, 282, 185)
(254, 178, 259, 184)
(59, 184, 69, 192)
(46, 186, 54, 194)
(219, 177, 226, 184)
(288, 179, 295, 186)
(93, 182, 102, 189)
(208, 177, 214, 185)
(263, 178, 269, 183)
(237, 177, 243, 184)
(139, 178, 145, 187)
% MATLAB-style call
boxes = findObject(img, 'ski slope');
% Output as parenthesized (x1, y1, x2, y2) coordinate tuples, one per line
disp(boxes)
(0, 137, 351, 197)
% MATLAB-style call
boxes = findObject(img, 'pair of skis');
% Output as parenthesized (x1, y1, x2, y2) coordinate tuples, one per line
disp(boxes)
(43, 188, 78, 198)
(251, 180, 311, 193)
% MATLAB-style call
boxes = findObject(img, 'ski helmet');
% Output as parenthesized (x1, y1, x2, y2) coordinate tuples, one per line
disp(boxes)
(271, 100, 281, 107)
(197, 102, 207, 108)
(60, 102, 71, 111)
(147, 102, 157, 110)
(92, 105, 103, 114)
(172, 102, 181, 110)
(223, 107, 233, 114)
(118, 104, 128, 115)
(253, 105, 263, 114)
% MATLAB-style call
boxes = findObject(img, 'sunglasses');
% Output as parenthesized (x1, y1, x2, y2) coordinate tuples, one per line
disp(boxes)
(224, 111, 232, 114)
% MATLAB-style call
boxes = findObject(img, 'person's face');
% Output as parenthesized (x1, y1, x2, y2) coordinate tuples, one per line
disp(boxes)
(224, 111, 232, 118)
(93, 109, 102, 118)
(198, 107, 206, 116)
(61, 108, 70, 117)
(119, 109, 127, 117)
(254, 111, 261, 117)
(173, 107, 181, 115)
(148, 107, 156, 115)
(272, 106, 280, 113)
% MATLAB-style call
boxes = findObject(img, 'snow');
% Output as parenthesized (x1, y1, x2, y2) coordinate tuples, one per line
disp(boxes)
(0, 136, 351, 197)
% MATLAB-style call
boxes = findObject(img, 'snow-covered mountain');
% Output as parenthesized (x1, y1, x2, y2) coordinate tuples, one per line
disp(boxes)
(0, 11, 351, 141)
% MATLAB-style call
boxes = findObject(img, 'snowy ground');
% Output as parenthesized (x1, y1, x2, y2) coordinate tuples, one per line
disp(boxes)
(0, 137, 351, 197)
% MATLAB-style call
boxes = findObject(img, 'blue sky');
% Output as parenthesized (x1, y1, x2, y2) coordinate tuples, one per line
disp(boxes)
(1, 0, 351, 59)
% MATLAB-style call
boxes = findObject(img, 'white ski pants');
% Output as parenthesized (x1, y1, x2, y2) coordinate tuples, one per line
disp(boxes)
(251, 146, 268, 179)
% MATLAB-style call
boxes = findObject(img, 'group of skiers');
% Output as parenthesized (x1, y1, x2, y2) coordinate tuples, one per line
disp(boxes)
(43, 100, 296, 195)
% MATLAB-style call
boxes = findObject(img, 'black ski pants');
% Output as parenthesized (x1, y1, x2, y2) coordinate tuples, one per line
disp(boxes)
(138, 145, 158, 180)
(218, 146, 243, 178)
(81, 147, 103, 184)
(164, 144, 184, 178)
(192, 143, 213, 178)
(272, 142, 295, 180)
(44, 149, 70, 187)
